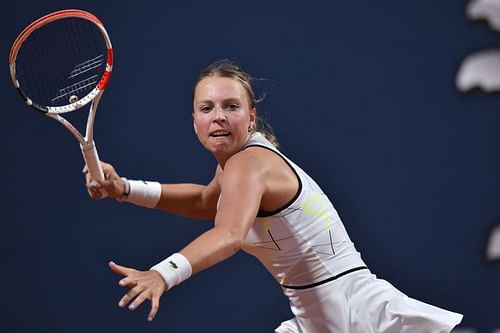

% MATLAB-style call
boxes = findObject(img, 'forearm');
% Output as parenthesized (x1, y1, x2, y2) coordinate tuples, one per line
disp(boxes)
(120, 179, 216, 220)
(179, 226, 242, 274)
(156, 183, 216, 220)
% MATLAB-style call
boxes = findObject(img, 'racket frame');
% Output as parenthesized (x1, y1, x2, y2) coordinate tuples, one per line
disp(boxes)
(9, 9, 113, 182)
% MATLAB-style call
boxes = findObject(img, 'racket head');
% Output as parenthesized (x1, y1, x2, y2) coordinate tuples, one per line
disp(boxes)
(9, 9, 113, 114)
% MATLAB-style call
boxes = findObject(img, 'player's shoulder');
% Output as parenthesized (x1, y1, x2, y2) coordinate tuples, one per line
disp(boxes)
(233, 144, 276, 164)
(224, 145, 281, 178)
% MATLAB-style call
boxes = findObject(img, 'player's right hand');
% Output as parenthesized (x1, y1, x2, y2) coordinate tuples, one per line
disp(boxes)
(83, 162, 127, 201)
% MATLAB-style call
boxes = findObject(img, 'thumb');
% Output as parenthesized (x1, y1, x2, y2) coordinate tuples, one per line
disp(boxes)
(109, 261, 131, 276)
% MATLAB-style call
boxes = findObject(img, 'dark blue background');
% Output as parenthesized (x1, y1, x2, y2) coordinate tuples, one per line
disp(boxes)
(1, 1, 499, 332)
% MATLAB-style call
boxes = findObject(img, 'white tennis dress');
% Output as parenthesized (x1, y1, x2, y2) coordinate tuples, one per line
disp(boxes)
(239, 132, 463, 333)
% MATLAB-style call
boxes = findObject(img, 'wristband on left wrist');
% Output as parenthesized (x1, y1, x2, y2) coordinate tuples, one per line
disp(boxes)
(150, 253, 192, 290)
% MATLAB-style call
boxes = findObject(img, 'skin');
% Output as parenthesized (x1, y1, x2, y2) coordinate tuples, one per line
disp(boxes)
(85, 76, 298, 322)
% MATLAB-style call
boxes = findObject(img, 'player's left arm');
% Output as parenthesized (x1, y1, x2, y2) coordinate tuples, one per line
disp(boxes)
(111, 149, 268, 321)
(180, 149, 267, 274)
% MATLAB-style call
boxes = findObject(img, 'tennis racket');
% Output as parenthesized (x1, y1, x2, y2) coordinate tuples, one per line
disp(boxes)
(9, 9, 113, 183)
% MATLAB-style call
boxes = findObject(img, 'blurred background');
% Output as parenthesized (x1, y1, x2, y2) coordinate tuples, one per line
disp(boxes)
(1, 0, 499, 332)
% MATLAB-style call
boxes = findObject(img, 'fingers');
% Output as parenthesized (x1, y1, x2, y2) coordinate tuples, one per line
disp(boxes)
(118, 285, 144, 308)
(84, 164, 124, 200)
(148, 295, 160, 321)
(84, 164, 103, 199)
(82, 165, 95, 185)
(109, 261, 132, 276)
(119, 276, 137, 287)
(87, 180, 103, 200)
(119, 287, 160, 322)
(111, 265, 166, 321)
(128, 292, 148, 311)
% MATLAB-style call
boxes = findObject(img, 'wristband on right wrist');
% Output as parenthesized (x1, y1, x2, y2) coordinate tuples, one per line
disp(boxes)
(119, 178, 162, 208)
(117, 177, 130, 201)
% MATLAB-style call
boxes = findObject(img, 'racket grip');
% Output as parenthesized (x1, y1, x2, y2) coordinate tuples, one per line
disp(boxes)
(81, 141, 105, 182)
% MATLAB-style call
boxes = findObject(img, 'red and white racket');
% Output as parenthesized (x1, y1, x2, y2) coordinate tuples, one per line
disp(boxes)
(9, 9, 113, 182)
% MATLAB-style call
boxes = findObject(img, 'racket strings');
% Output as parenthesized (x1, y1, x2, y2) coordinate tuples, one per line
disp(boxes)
(15, 17, 107, 108)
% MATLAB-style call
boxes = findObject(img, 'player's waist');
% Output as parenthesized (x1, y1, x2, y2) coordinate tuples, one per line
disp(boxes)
(278, 252, 367, 290)
(281, 266, 369, 290)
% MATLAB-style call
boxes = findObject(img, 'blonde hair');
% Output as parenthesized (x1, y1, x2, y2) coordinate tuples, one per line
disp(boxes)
(194, 59, 279, 147)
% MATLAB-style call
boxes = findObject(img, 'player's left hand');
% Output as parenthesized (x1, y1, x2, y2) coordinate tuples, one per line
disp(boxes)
(109, 261, 168, 321)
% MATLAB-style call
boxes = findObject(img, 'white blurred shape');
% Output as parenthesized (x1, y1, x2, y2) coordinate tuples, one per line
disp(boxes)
(486, 224, 500, 261)
(467, 0, 500, 31)
(456, 49, 500, 92)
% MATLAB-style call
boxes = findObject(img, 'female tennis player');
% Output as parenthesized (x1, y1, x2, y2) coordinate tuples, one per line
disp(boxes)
(85, 59, 463, 332)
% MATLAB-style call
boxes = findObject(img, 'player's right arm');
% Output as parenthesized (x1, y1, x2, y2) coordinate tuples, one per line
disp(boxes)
(155, 166, 221, 220)
(84, 162, 220, 220)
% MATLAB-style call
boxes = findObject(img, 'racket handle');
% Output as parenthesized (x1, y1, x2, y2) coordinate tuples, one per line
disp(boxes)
(81, 141, 105, 182)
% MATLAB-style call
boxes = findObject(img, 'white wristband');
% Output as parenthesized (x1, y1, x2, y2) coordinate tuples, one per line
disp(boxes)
(123, 179, 162, 208)
(151, 253, 192, 289)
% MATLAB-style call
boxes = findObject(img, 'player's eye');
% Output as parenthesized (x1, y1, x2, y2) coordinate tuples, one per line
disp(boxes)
(225, 104, 239, 111)
(200, 105, 212, 113)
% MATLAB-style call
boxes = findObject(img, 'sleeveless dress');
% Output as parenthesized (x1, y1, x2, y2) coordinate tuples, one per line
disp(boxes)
(236, 132, 463, 333)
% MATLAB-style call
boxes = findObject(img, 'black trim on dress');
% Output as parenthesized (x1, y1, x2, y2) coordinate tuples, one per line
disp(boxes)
(242, 144, 302, 218)
(282, 266, 369, 290)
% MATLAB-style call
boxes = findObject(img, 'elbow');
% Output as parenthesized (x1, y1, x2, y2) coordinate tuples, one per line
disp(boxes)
(230, 238, 243, 254)
(224, 228, 244, 254)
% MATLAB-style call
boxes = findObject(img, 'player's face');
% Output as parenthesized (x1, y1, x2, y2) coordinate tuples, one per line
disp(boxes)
(193, 76, 256, 166)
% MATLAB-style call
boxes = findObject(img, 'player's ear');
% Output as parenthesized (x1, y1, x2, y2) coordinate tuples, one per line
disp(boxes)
(192, 112, 198, 134)
(249, 107, 256, 130)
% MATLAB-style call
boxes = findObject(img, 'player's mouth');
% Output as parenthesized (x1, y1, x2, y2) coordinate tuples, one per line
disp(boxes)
(210, 130, 231, 137)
